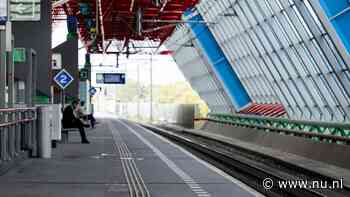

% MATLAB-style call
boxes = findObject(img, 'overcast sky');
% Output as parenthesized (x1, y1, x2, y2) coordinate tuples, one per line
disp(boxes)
(52, 22, 186, 85)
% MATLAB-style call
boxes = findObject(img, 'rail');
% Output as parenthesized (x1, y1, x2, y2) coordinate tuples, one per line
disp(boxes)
(142, 124, 350, 197)
(0, 107, 37, 162)
(195, 113, 350, 144)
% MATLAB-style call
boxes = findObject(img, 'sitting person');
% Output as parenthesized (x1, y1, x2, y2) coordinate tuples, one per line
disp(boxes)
(76, 101, 96, 128)
(62, 100, 90, 144)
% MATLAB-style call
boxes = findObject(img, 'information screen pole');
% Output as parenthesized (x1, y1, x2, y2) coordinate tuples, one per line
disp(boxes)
(150, 53, 153, 123)
(0, 0, 7, 108)
(0, 30, 6, 108)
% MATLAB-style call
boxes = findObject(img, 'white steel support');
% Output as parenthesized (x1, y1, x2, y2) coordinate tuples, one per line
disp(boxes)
(193, 0, 350, 122)
(150, 53, 153, 122)
(0, 30, 6, 108)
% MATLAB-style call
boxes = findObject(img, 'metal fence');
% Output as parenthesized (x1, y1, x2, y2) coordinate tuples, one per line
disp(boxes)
(202, 113, 350, 144)
(0, 108, 37, 162)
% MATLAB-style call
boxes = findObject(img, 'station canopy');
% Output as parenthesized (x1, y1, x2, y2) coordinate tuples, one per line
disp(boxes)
(52, 0, 199, 54)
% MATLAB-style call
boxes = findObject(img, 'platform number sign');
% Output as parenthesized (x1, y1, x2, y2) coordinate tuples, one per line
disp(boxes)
(54, 69, 74, 90)
(89, 87, 97, 96)
(0, 0, 7, 25)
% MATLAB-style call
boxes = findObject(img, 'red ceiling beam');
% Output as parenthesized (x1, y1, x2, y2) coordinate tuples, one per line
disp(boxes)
(54, 0, 199, 53)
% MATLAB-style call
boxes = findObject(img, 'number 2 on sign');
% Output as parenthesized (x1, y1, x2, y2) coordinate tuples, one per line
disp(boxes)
(59, 75, 68, 84)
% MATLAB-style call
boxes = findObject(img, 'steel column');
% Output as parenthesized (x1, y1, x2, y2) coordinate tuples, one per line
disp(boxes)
(150, 54, 153, 122)
(185, 10, 251, 111)
(0, 30, 6, 161)
(0, 31, 6, 108)
(7, 33, 15, 159)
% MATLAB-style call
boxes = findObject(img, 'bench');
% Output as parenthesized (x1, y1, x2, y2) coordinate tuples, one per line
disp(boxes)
(61, 128, 80, 143)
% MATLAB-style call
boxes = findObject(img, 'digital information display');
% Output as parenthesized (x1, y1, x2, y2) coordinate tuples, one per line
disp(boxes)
(96, 73, 126, 84)
(96, 73, 104, 84)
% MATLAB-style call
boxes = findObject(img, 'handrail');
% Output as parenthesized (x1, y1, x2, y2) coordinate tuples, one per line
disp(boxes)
(0, 118, 37, 128)
(209, 113, 350, 129)
(195, 113, 350, 144)
(195, 118, 350, 144)
(0, 109, 16, 112)
(0, 107, 36, 113)
(0, 107, 38, 162)
(0, 108, 37, 128)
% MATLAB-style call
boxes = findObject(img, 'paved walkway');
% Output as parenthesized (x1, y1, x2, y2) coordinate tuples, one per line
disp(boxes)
(0, 115, 262, 197)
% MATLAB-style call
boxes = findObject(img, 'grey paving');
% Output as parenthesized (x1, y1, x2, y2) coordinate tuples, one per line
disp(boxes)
(0, 122, 128, 197)
(110, 118, 260, 197)
(0, 117, 261, 197)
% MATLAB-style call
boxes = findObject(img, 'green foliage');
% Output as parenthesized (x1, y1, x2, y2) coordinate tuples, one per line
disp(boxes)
(115, 80, 143, 102)
(154, 82, 208, 117)
(115, 80, 208, 117)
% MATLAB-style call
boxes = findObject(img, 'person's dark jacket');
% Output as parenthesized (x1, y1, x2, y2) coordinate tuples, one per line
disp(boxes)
(62, 105, 76, 128)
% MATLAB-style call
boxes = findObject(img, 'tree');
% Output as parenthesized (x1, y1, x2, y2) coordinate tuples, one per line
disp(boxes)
(114, 80, 209, 117)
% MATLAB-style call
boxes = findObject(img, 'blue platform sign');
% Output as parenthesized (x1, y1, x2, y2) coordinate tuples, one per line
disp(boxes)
(54, 69, 74, 90)
(0, 16, 7, 25)
(0, 1, 7, 25)
(89, 87, 97, 96)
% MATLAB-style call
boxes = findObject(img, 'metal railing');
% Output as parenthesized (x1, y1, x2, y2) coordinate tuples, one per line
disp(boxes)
(195, 113, 350, 144)
(0, 108, 37, 162)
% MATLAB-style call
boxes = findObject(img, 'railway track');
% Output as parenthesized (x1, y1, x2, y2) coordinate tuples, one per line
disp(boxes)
(140, 124, 350, 197)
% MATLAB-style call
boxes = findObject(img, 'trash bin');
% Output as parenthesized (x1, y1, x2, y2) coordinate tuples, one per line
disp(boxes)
(37, 106, 52, 158)
(50, 104, 62, 141)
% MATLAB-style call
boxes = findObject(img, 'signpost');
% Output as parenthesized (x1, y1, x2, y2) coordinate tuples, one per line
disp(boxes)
(89, 87, 97, 96)
(54, 69, 74, 107)
(13, 47, 25, 62)
(79, 68, 88, 81)
(0, 0, 8, 109)
(0, 0, 7, 25)
(10, 0, 40, 21)
(52, 53, 62, 70)
(54, 69, 74, 90)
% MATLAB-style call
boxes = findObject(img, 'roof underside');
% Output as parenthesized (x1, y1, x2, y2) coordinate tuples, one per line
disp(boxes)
(52, 0, 198, 53)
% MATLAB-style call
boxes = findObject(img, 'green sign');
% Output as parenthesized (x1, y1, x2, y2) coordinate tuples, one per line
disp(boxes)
(79, 68, 89, 81)
(10, 0, 41, 21)
(13, 48, 26, 63)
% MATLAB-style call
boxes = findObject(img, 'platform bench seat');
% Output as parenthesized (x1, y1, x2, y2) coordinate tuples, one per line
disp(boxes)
(61, 128, 79, 143)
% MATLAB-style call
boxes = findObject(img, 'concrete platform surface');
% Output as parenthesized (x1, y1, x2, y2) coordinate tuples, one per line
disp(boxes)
(0, 115, 262, 197)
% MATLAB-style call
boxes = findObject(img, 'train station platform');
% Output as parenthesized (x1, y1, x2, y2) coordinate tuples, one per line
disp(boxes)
(0, 115, 262, 197)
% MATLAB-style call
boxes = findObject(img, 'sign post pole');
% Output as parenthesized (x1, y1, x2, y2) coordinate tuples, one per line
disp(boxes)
(61, 89, 65, 110)
(53, 69, 74, 107)
(7, 24, 14, 109)
(0, 31, 6, 108)
(0, 0, 7, 108)
(150, 53, 153, 123)
(0, 0, 7, 161)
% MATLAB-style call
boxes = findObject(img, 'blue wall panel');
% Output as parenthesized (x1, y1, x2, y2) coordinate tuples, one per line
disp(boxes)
(320, 0, 350, 54)
(185, 10, 251, 111)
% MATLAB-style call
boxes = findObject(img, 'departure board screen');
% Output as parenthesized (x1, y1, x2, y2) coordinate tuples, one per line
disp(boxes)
(96, 73, 126, 84)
